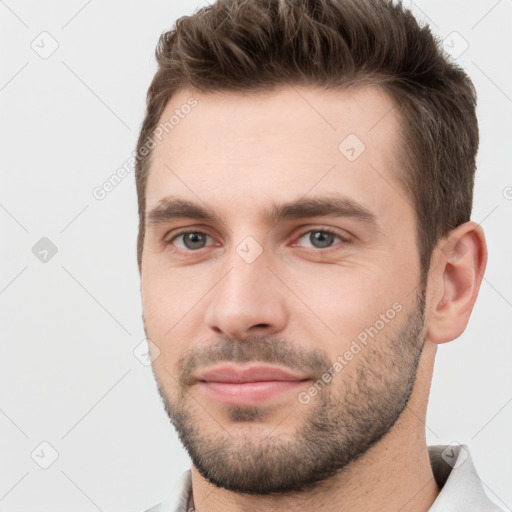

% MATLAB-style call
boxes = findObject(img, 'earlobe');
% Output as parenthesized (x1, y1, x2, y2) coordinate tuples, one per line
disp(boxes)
(426, 222, 487, 345)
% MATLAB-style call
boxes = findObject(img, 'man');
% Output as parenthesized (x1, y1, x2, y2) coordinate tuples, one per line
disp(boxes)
(135, 0, 501, 510)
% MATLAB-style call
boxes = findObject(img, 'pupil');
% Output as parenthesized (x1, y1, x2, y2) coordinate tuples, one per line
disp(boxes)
(185, 233, 205, 250)
(311, 231, 333, 248)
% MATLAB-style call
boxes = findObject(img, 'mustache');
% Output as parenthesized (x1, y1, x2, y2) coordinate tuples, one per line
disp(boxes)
(175, 334, 330, 387)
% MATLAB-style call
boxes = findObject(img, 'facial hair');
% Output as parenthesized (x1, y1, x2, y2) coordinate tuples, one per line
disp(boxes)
(147, 285, 426, 496)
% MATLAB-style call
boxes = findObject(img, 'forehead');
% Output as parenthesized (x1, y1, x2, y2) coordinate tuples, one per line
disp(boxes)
(145, 84, 408, 223)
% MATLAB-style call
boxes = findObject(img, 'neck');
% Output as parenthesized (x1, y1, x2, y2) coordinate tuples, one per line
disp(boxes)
(190, 342, 440, 512)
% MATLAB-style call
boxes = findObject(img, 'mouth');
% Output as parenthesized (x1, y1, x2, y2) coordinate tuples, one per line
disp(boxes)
(193, 364, 311, 406)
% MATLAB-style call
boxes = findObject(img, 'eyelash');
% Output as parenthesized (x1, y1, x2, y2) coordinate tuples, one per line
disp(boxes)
(164, 227, 351, 256)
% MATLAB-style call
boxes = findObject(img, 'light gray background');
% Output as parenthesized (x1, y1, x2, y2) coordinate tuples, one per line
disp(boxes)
(0, 0, 511, 510)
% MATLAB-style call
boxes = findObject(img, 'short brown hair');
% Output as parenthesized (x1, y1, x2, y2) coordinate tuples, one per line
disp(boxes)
(135, 0, 478, 279)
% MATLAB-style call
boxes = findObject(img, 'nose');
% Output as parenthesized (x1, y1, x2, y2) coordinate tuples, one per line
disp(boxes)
(204, 248, 289, 340)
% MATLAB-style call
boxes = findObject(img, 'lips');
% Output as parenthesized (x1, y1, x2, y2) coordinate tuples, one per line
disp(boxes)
(194, 364, 310, 383)
(192, 364, 310, 407)
(194, 364, 311, 406)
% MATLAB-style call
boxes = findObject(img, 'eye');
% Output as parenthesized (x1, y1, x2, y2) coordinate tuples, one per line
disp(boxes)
(168, 231, 215, 251)
(165, 227, 350, 256)
(294, 229, 348, 250)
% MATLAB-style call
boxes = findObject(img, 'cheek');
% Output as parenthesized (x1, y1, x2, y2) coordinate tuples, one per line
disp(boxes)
(141, 264, 209, 329)
(141, 267, 213, 371)
(286, 263, 407, 350)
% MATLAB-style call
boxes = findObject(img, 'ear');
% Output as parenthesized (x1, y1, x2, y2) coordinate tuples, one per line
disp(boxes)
(426, 221, 487, 344)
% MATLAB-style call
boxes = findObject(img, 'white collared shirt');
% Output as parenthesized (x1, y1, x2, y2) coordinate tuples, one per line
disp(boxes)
(145, 444, 504, 511)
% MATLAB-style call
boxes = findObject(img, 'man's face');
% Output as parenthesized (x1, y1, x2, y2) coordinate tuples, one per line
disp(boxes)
(140, 85, 427, 494)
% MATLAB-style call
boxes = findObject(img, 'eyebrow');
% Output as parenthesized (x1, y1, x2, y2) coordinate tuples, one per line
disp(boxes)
(146, 194, 381, 232)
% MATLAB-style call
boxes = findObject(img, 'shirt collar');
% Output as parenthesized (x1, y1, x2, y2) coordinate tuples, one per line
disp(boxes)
(428, 444, 503, 511)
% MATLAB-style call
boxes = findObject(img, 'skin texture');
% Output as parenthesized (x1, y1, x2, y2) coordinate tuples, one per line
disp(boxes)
(139, 85, 487, 512)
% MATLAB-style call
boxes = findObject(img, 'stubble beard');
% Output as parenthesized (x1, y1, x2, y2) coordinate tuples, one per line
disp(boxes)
(150, 285, 426, 495)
